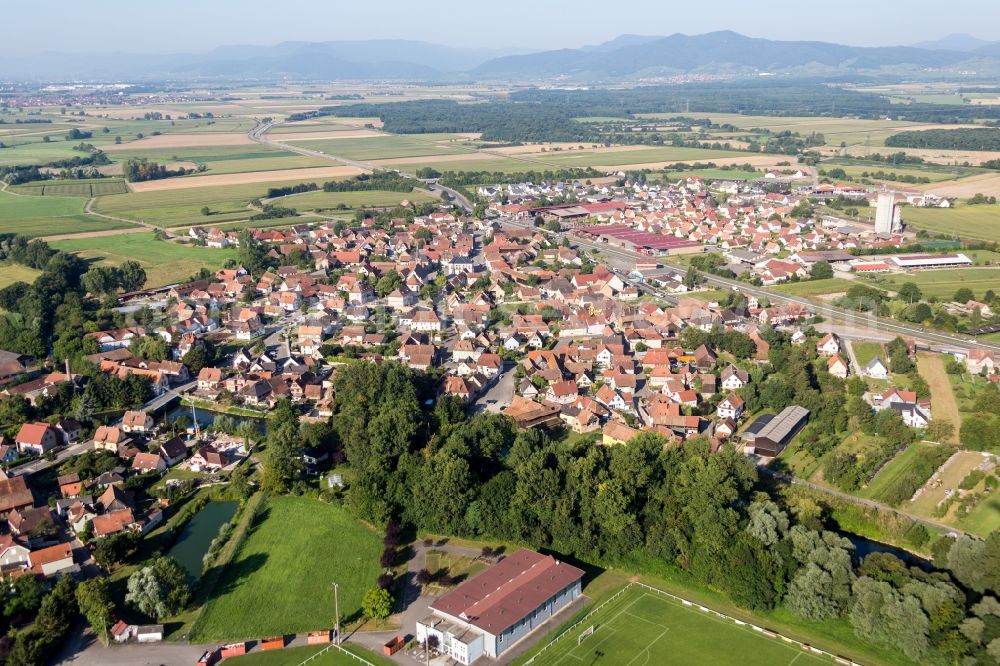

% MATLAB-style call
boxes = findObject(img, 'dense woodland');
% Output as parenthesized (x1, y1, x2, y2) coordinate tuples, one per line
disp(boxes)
(290, 83, 1000, 145)
(886, 128, 1000, 151)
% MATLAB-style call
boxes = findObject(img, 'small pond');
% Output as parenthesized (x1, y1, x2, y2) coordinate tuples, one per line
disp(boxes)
(166, 404, 266, 434)
(167, 501, 238, 581)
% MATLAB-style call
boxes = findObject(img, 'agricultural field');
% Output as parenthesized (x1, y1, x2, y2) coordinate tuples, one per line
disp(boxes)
(90, 177, 339, 227)
(51, 233, 237, 288)
(0, 188, 131, 237)
(902, 204, 1000, 243)
(286, 134, 469, 161)
(268, 188, 437, 210)
(11, 179, 129, 197)
(190, 496, 382, 642)
(770, 278, 856, 297)
(822, 160, 977, 184)
(519, 585, 829, 666)
(916, 352, 962, 442)
(861, 267, 1000, 301)
(106, 144, 330, 176)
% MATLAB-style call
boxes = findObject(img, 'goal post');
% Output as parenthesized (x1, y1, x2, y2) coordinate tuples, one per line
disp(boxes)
(577, 625, 595, 645)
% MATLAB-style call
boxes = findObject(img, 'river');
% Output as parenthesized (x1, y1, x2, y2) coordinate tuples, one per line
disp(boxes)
(167, 501, 238, 581)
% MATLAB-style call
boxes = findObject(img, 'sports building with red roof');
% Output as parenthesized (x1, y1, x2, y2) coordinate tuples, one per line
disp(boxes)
(416, 549, 584, 663)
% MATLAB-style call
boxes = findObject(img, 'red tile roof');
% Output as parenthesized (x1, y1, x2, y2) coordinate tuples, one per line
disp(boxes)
(430, 549, 583, 636)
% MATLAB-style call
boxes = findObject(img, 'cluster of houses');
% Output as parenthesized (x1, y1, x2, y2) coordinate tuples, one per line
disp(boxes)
(0, 185, 982, 600)
(478, 176, 977, 289)
(0, 397, 257, 585)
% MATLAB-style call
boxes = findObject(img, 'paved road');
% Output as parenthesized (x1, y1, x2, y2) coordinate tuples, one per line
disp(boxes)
(9, 441, 94, 477)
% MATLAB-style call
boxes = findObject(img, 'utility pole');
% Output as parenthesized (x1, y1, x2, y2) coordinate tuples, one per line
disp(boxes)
(332, 581, 340, 646)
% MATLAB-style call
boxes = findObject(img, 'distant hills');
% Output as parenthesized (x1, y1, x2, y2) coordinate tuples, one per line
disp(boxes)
(0, 40, 529, 82)
(5, 32, 1000, 82)
(911, 33, 998, 52)
(471, 31, 1000, 80)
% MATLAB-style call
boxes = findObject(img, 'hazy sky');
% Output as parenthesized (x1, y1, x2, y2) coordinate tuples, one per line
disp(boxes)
(9, 0, 1000, 53)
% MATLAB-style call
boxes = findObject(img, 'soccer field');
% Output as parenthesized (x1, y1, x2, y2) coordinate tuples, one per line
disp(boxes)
(523, 585, 832, 666)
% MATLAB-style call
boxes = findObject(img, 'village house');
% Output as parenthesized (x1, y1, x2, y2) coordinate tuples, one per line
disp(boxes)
(121, 410, 154, 434)
(717, 393, 745, 421)
(816, 333, 841, 357)
(827, 354, 850, 379)
(15, 422, 59, 456)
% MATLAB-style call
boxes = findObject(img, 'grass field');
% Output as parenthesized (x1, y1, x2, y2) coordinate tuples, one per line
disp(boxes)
(771, 278, 855, 297)
(916, 352, 962, 442)
(51, 233, 237, 287)
(902, 205, 1000, 243)
(270, 188, 437, 210)
(190, 496, 382, 642)
(0, 188, 131, 237)
(958, 490, 1000, 536)
(520, 585, 829, 666)
(862, 267, 1000, 301)
(851, 341, 884, 369)
(0, 263, 41, 289)
(222, 644, 393, 666)
(862, 443, 949, 504)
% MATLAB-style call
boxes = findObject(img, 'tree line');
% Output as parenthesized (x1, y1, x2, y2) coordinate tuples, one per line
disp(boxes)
(122, 158, 200, 183)
(280, 351, 1000, 664)
(886, 128, 1000, 152)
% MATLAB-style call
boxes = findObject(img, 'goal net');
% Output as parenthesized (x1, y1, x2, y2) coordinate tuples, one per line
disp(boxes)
(577, 625, 595, 645)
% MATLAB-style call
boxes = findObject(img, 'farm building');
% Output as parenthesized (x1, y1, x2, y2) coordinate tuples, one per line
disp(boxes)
(742, 406, 810, 457)
(416, 549, 584, 665)
(889, 253, 972, 269)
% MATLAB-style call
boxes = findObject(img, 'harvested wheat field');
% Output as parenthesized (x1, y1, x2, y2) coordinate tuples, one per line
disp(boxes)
(915, 173, 1000, 198)
(105, 133, 255, 150)
(128, 166, 365, 192)
(846, 145, 1000, 165)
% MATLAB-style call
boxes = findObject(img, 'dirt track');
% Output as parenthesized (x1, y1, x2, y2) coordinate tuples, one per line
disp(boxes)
(39, 227, 148, 242)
